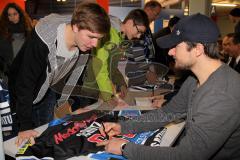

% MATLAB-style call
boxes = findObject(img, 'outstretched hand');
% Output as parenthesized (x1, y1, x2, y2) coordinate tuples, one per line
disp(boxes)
(15, 130, 39, 147)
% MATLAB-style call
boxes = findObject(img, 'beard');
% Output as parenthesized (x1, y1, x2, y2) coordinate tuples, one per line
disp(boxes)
(174, 60, 192, 70)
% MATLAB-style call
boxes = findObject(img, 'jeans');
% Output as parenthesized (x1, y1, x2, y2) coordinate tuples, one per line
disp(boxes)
(5, 89, 57, 141)
(32, 89, 57, 128)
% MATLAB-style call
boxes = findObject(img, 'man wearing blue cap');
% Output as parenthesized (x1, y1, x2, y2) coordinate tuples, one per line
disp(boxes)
(97, 13, 240, 159)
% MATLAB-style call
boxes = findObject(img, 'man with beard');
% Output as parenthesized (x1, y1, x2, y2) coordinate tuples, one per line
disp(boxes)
(97, 13, 240, 160)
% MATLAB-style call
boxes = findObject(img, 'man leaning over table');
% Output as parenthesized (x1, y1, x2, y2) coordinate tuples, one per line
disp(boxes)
(8, 2, 110, 146)
(79, 9, 149, 105)
(97, 13, 240, 160)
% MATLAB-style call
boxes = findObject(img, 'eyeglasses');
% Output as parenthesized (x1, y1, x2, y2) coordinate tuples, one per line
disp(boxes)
(133, 21, 145, 36)
(152, 9, 160, 18)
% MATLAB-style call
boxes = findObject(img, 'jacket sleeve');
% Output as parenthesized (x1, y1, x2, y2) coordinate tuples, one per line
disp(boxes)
(10, 29, 49, 131)
(93, 48, 113, 101)
(109, 52, 127, 88)
(93, 27, 123, 101)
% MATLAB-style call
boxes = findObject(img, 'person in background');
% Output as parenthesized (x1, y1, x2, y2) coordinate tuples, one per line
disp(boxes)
(0, 3, 33, 80)
(227, 33, 240, 73)
(123, 1, 161, 89)
(97, 13, 240, 160)
(154, 16, 189, 92)
(144, 0, 162, 25)
(74, 9, 150, 110)
(8, 2, 110, 146)
(221, 33, 234, 64)
(142, 0, 162, 60)
(153, 16, 180, 67)
(152, 16, 187, 103)
(229, 7, 240, 34)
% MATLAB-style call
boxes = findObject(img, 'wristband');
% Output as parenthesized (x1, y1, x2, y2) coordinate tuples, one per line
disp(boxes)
(120, 143, 127, 153)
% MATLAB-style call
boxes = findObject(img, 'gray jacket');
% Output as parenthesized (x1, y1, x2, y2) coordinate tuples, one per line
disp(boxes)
(34, 14, 71, 103)
(9, 14, 88, 131)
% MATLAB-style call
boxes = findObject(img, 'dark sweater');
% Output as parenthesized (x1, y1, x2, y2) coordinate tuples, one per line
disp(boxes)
(0, 35, 13, 77)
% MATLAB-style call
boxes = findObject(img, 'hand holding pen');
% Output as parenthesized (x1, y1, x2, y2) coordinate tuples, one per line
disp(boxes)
(101, 122, 109, 140)
(99, 122, 122, 140)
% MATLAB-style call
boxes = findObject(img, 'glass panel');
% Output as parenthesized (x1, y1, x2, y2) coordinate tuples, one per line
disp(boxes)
(109, 0, 142, 7)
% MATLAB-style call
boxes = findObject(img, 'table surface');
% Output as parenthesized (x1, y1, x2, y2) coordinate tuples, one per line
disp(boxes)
(4, 86, 181, 159)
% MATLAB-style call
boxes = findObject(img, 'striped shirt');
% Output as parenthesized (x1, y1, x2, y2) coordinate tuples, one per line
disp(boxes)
(0, 81, 12, 131)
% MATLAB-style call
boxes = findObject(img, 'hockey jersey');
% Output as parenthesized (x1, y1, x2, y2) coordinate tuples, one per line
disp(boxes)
(16, 111, 167, 160)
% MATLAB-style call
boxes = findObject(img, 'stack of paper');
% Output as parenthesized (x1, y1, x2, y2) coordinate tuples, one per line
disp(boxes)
(135, 97, 153, 107)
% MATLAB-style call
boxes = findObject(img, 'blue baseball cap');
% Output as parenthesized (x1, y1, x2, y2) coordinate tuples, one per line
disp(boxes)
(157, 13, 220, 49)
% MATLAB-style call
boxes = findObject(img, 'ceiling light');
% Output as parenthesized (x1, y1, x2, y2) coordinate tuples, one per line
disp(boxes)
(211, 3, 237, 7)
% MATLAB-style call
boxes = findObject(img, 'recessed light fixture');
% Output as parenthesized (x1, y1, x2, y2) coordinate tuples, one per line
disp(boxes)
(211, 3, 237, 7)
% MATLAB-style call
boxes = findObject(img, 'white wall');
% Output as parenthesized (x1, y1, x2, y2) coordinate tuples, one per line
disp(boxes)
(109, 6, 137, 21)
(217, 15, 235, 37)
(189, 0, 211, 16)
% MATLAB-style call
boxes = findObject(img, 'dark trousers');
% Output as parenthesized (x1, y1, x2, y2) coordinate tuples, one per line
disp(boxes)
(8, 88, 57, 141)
(70, 96, 97, 112)
(32, 89, 57, 128)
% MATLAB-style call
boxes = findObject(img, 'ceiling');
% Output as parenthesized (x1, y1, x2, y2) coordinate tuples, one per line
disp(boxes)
(108, 0, 240, 14)
(25, 0, 239, 18)
(211, 0, 240, 17)
(212, 0, 240, 5)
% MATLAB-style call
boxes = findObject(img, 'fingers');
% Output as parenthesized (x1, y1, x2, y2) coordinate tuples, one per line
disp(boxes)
(108, 130, 118, 139)
(151, 100, 159, 107)
(153, 95, 164, 100)
(102, 122, 112, 133)
(29, 137, 35, 145)
(96, 140, 109, 146)
(100, 123, 115, 137)
(152, 99, 165, 108)
(15, 137, 23, 147)
(99, 122, 121, 139)
(32, 130, 39, 137)
(15, 136, 35, 147)
(99, 126, 106, 137)
(99, 122, 113, 137)
(15, 130, 39, 147)
(73, 108, 91, 114)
